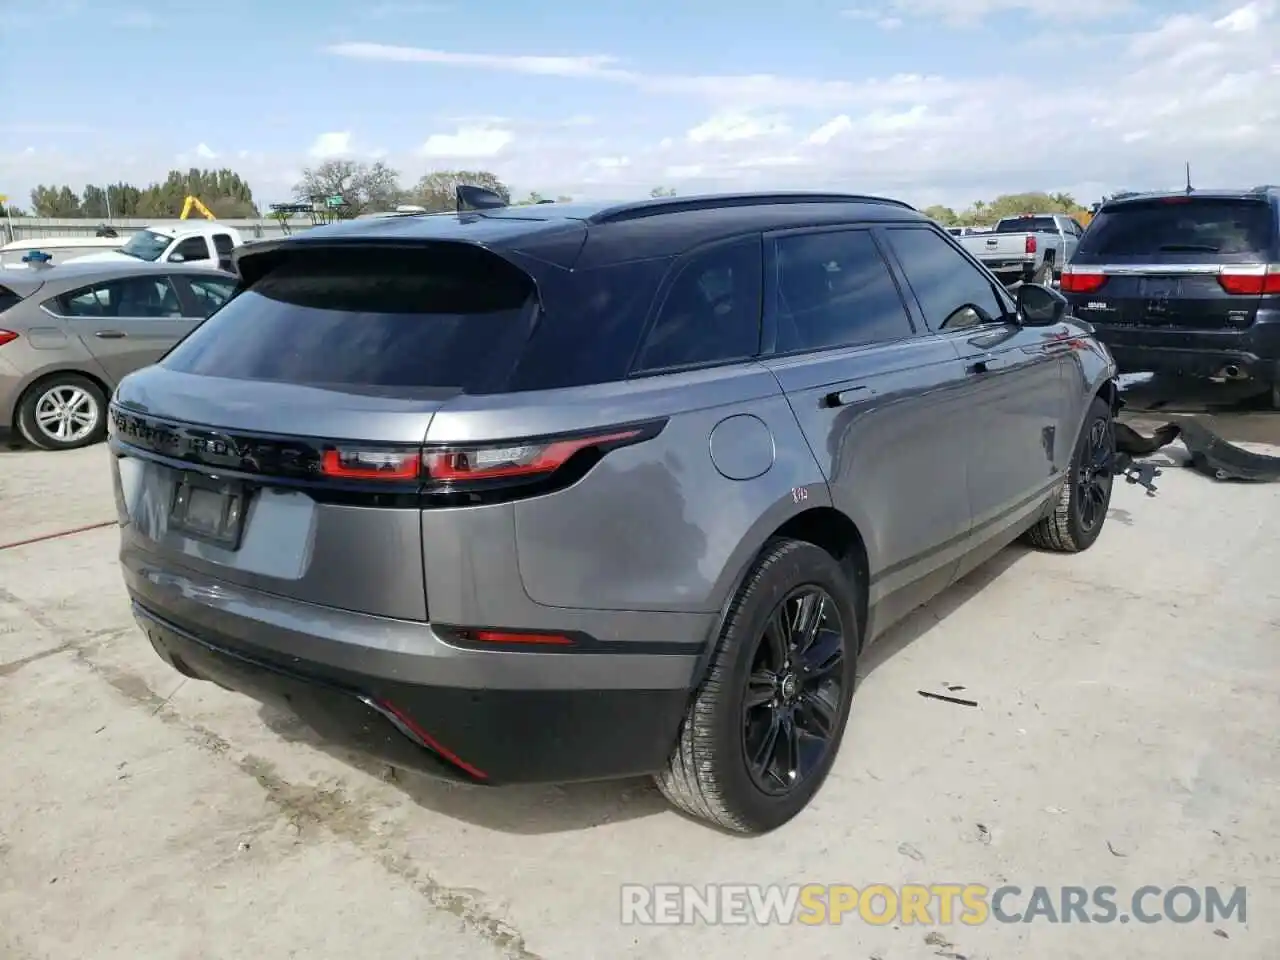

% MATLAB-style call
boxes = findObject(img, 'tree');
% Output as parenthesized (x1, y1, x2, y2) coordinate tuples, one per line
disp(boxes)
(0, 202, 23, 218)
(294, 159, 402, 216)
(407, 170, 510, 212)
(30, 185, 83, 218)
(922, 204, 959, 226)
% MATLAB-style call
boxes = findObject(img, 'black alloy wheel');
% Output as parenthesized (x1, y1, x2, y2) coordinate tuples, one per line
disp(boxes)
(742, 586, 847, 797)
(1074, 416, 1114, 534)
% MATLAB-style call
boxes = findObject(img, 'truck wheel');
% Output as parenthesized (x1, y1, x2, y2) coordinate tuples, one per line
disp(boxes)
(1270, 382, 1280, 411)
(1023, 395, 1115, 553)
(655, 538, 860, 834)
(1034, 260, 1055, 286)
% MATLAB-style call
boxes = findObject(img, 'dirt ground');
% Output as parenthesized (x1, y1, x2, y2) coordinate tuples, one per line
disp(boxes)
(2, 396, 1278, 960)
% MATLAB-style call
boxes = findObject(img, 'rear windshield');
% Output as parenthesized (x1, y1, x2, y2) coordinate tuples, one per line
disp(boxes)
(1079, 198, 1274, 258)
(995, 216, 1057, 233)
(160, 246, 540, 395)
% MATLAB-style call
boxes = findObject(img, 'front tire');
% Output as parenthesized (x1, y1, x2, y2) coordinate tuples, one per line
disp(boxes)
(1024, 394, 1115, 553)
(16, 374, 107, 451)
(656, 538, 861, 834)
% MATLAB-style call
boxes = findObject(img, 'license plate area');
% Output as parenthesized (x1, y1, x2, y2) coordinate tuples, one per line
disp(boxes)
(1138, 277, 1182, 298)
(170, 473, 248, 550)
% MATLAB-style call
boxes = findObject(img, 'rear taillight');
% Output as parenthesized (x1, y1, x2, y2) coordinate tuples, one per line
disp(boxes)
(1217, 265, 1280, 296)
(424, 428, 647, 483)
(1059, 269, 1107, 294)
(318, 420, 666, 497)
(0, 330, 18, 348)
(1025, 235, 1037, 254)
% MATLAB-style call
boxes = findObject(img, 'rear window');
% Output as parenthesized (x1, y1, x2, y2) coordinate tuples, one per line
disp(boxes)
(0, 285, 22, 313)
(160, 246, 539, 395)
(995, 216, 1058, 233)
(1079, 198, 1275, 258)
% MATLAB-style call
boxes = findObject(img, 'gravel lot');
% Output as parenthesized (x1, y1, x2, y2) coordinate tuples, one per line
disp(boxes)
(2, 419, 1278, 960)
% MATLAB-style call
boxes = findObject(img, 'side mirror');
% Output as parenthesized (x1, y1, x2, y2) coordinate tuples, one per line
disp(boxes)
(1016, 282, 1067, 326)
(169, 252, 186, 263)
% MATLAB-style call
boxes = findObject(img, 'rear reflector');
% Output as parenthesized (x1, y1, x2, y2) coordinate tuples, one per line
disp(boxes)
(470, 630, 574, 646)
(1025, 235, 1037, 254)
(0, 330, 18, 348)
(376, 699, 489, 780)
(1059, 271, 1106, 294)
(1217, 265, 1280, 296)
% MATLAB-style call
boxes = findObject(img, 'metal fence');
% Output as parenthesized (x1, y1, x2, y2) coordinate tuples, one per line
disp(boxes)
(1, 216, 316, 245)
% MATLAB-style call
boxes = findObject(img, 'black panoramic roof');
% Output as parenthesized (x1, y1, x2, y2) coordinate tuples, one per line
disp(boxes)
(235, 191, 928, 276)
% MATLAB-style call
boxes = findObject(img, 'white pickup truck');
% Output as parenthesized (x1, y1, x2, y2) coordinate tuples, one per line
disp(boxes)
(957, 213, 1085, 287)
(74, 223, 245, 271)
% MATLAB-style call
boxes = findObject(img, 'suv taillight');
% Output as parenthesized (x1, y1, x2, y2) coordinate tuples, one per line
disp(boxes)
(1025, 235, 1037, 254)
(1059, 268, 1106, 294)
(0, 330, 18, 348)
(1217, 265, 1280, 295)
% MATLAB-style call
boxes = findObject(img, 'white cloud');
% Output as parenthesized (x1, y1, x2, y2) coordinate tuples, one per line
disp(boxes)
(419, 126, 514, 159)
(308, 132, 354, 159)
(687, 112, 790, 143)
(195, 143, 217, 160)
(3, 3, 1278, 213)
(871, 0, 1134, 25)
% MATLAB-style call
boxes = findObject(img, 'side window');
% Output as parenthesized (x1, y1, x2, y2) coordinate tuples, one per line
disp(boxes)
(883, 227, 1008, 332)
(212, 234, 235, 257)
(186, 276, 237, 318)
(632, 237, 762, 373)
(171, 236, 209, 262)
(55, 276, 183, 319)
(772, 230, 913, 353)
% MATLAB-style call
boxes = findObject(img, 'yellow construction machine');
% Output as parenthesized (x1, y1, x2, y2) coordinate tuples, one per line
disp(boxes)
(179, 195, 215, 220)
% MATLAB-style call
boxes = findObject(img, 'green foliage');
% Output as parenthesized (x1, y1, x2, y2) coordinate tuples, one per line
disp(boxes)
(406, 170, 512, 211)
(30, 169, 257, 219)
(925, 191, 1091, 227)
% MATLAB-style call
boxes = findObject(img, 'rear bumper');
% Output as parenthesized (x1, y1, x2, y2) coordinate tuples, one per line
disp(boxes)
(135, 601, 692, 785)
(1088, 320, 1280, 383)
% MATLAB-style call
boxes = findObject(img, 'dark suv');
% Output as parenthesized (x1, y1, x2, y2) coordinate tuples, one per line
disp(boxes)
(109, 191, 1118, 834)
(1061, 186, 1280, 408)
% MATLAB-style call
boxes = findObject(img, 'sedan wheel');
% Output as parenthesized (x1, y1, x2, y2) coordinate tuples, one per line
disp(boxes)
(17, 375, 108, 451)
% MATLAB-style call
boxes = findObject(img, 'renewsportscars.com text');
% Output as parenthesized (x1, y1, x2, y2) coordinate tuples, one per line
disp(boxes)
(620, 883, 1247, 926)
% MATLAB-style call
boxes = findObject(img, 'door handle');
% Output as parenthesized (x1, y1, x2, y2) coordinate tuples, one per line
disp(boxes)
(961, 353, 994, 374)
(821, 385, 868, 408)
(94, 330, 127, 339)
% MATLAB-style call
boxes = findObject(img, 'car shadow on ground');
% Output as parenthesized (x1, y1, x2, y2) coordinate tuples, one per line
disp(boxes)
(254, 543, 1037, 836)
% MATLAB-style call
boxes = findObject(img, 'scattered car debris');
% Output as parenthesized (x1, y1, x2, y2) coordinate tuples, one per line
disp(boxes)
(1114, 419, 1280, 485)
(918, 690, 979, 708)
(976, 823, 992, 845)
(1214, 929, 1230, 939)
(1106, 840, 1128, 857)
(945, 684, 966, 692)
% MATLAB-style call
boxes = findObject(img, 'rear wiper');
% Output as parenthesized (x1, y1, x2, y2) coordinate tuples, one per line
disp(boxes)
(1156, 243, 1220, 252)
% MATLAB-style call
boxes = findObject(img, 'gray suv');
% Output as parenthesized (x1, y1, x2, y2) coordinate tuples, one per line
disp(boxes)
(108, 192, 1119, 834)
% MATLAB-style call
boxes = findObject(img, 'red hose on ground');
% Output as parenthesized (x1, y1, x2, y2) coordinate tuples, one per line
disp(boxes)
(0, 520, 118, 553)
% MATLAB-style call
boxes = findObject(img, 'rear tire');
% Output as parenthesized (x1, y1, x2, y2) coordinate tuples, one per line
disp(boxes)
(16, 374, 107, 451)
(1023, 395, 1115, 553)
(655, 538, 861, 834)
(1269, 382, 1280, 411)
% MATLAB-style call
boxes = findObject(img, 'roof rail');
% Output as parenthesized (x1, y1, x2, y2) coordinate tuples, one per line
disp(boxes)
(586, 192, 916, 224)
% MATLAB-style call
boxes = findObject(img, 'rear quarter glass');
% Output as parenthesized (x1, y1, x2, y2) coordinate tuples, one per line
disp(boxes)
(1077, 198, 1276, 262)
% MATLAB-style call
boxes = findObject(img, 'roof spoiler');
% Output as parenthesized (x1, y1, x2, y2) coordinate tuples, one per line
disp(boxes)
(456, 185, 508, 214)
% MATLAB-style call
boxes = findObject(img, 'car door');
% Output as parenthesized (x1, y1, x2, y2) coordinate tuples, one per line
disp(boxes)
(758, 226, 976, 627)
(52, 274, 200, 384)
(878, 224, 1074, 553)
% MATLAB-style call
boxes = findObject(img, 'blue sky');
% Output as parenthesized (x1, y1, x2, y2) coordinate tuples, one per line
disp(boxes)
(1, 0, 1278, 210)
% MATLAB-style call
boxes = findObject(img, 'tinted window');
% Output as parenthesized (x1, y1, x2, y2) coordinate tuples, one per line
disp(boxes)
(161, 246, 539, 393)
(773, 230, 913, 352)
(53, 276, 183, 319)
(212, 234, 235, 256)
(995, 216, 1058, 233)
(0, 285, 22, 313)
(884, 228, 1008, 331)
(1078, 198, 1274, 258)
(172, 236, 209, 262)
(633, 238, 761, 372)
(185, 276, 237, 317)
